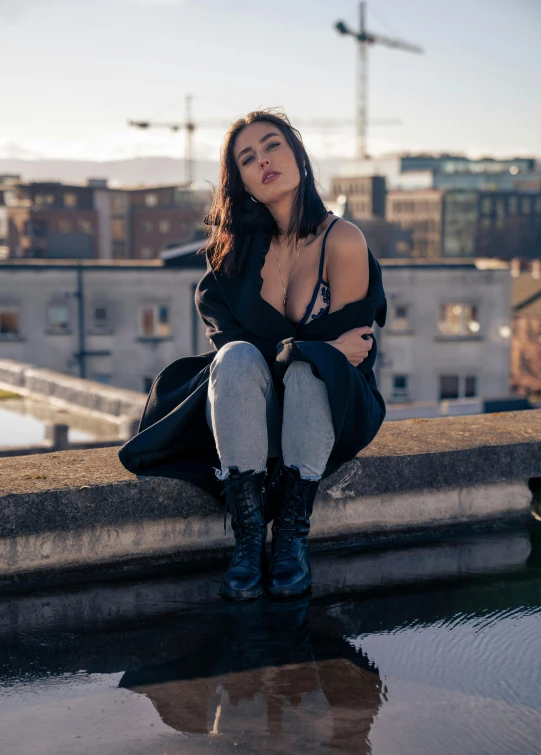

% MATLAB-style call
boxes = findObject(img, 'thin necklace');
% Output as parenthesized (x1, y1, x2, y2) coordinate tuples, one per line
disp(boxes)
(271, 235, 309, 307)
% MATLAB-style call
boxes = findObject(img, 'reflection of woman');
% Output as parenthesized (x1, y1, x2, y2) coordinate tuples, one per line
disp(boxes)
(119, 109, 387, 601)
(119, 597, 383, 753)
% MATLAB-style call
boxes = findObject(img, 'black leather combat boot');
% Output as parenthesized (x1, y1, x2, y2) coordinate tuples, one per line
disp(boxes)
(220, 466, 268, 601)
(267, 463, 320, 598)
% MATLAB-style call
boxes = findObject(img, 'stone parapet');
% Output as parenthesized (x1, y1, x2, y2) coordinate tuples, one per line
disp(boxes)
(1, 409, 540, 593)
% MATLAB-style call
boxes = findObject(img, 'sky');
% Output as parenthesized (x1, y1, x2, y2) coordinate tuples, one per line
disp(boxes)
(1, 0, 540, 163)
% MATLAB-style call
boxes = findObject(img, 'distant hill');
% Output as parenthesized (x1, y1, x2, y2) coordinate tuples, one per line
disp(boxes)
(0, 155, 346, 194)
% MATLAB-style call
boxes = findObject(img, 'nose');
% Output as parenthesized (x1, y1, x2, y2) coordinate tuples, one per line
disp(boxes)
(259, 155, 270, 167)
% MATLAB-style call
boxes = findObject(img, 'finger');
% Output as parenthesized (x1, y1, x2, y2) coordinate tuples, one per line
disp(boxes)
(353, 326, 374, 335)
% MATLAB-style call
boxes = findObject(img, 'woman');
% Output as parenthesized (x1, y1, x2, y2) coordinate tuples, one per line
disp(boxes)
(119, 108, 387, 602)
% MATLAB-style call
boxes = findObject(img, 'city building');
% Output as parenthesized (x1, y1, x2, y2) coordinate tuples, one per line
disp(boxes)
(6, 181, 98, 259)
(510, 261, 541, 400)
(329, 175, 386, 220)
(335, 153, 540, 192)
(127, 185, 209, 260)
(0, 257, 208, 392)
(375, 258, 512, 405)
(1, 179, 211, 261)
(386, 188, 541, 259)
(0, 249, 512, 408)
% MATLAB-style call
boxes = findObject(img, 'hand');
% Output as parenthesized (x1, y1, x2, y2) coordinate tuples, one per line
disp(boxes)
(326, 326, 374, 367)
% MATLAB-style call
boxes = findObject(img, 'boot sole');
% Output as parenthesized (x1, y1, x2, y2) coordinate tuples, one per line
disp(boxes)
(219, 584, 264, 601)
(266, 578, 312, 599)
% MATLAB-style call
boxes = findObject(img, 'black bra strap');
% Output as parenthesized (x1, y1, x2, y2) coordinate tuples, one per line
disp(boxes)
(318, 217, 339, 280)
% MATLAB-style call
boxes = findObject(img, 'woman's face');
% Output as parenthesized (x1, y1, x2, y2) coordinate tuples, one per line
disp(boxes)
(233, 121, 303, 203)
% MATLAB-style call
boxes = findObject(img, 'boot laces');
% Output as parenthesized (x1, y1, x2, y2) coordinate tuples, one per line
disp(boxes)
(274, 476, 312, 544)
(221, 476, 265, 564)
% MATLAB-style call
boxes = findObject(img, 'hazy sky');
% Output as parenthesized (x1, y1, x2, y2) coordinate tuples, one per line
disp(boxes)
(1, 0, 540, 162)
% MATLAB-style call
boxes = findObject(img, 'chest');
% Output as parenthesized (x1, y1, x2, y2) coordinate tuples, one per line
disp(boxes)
(260, 238, 328, 325)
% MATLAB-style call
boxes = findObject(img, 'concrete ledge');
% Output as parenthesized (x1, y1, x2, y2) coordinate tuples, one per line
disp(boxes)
(1, 409, 540, 592)
(0, 359, 146, 422)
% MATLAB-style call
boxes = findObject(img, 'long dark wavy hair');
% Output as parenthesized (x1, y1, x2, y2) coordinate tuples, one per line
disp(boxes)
(199, 108, 329, 277)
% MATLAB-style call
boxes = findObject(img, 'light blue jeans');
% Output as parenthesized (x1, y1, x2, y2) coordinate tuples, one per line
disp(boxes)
(205, 341, 335, 482)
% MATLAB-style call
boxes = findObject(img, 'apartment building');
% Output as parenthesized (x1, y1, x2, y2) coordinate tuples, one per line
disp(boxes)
(1, 178, 211, 261)
(386, 188, 541, 260)
(510, 262, 541, 400)
(0, 257, 208, 392)
(375, 258, 512, 404)
(330, 175, 386, 221)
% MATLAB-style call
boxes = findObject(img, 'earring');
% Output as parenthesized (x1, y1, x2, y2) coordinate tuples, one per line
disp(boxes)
(304, 167, 308, 177)
(250, 194, 259, 203)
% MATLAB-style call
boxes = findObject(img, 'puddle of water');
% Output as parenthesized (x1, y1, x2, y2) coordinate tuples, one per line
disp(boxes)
(0, 398, 119, 446)
(0, 526, 540, 755)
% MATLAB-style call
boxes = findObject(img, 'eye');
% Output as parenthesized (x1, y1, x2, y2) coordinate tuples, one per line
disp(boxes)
(241, 141, 280, 166)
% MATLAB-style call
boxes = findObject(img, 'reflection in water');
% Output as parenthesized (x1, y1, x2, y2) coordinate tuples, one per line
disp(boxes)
(119, 597, 383, 752)
(1, 526, 540, 754)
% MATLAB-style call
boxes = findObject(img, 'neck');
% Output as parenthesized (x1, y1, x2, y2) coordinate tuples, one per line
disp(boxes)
(266, 193, 296, 246)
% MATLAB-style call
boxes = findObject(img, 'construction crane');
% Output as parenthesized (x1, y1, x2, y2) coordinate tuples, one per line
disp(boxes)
(129, 96, 406, 185)
(129, 94, 201, 188)
(335, 1, 424, 160)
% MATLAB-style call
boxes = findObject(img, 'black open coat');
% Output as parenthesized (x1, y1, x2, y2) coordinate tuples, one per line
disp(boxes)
(118, 224, 388, 500)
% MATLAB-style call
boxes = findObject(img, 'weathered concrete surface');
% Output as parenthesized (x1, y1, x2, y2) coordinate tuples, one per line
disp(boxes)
(0, 409, 540, 591)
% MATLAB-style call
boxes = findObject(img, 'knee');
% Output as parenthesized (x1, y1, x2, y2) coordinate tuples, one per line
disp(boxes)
(211, 341, 265, 378)
(283, 360, 314, 388)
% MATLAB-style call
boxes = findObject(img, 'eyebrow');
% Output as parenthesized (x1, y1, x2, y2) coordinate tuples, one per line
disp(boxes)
(236, 132, 281, 162)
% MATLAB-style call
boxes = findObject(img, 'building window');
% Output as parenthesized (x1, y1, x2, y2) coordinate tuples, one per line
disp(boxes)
(140, 246, 154, 259)
(139, 305, 170, 338)
(92, 304, 110, 331)
(465, 375, 477, 397)
(159, 219, 171, 234)
(111, 219, 125, 240)
(47, 304, 69, 333)
(440, 375, 459, 400)
(64, 193, 77, 208)
(145, 193, 158, 207)
(35, 194, 55, 206)
(57, 219, 71, 233)
(508, 196, 518, 215)
(23, 219, 48, 238)
(78, 219, 92, 233)
(534, 197, 541, 214)
(0, 309, 20, 338)
(521, 197, 531, 214)
(112, 194, 126, 213)
(142, 220, 153, 233)
(438, 303, 480, 335)
(142, 376, 155, 393)
(392, 304, 409, 331)
(392, 374, 409, 400)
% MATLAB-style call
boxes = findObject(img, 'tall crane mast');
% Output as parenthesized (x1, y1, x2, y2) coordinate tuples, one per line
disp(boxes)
(129, 94, 198, 188)
(335, 1, 424, 160)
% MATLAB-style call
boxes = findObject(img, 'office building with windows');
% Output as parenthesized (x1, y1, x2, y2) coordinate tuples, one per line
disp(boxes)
(1, 178, 211, 261)
(0, 250, 512, 407)
(375, 258, 512, 405)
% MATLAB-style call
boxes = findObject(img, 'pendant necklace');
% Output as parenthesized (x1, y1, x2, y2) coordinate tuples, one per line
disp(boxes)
(272, 235, 309, 307)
